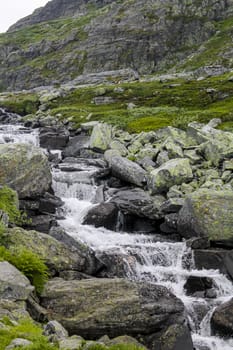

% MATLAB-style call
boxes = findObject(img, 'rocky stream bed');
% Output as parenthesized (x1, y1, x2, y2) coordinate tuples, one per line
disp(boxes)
(0, 108, 233, 349)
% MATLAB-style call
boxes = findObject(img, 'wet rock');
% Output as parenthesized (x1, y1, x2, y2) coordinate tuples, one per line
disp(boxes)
(193, 249, 228, 275)
(41, 278, 184, 339)
(184, 276, 214, 296)
(62, 134, 90, 158)
(152, 324, 193, 350)
(39, 126, 69, 150)
(83, 202, 119, 230)
(0, 143, 51, 198)
(211, 297, 233, 337)
(89, 123, 112, 152)
(224, 251, 233, 280)
(160, 198, 185, 214)
(0, 261, 34, 301)
(38, 192, 64, 214)
(109, 155, 147, 187)
(110, 188, 164, 220)
(186, 237, 210, 250)
(25, 214, 56, 233)
(177, 190, 233, 240)
(148, 158, 193, 194)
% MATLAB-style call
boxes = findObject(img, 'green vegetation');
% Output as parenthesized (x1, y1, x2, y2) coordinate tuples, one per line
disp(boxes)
(0, 318, 58, 350)
(0, 246, 49, 294)
(0, 93, 39, 115)
(0, 186, 20, 224)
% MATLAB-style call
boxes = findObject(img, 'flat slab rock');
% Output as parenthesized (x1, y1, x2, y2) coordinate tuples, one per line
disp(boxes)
(41, 278, 184, 339)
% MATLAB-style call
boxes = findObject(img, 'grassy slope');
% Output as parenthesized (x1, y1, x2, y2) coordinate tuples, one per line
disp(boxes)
(1, 72, 233, 133)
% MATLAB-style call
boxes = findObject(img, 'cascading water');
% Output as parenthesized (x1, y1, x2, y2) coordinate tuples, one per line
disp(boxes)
(1, 114, 233, 350)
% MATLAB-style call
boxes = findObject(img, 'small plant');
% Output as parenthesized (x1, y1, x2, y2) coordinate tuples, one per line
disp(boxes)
(0, 246, 49, 294)
(0, 186, 28, 226)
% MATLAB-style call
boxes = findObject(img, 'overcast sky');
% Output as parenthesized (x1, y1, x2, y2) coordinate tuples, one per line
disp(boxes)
(0, 0, 49, 33)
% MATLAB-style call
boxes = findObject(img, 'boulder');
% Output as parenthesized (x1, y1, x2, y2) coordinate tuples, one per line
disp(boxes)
(5, 338, 33, 350)
(107, 335, 147, 349)
(177, 190, 233, 240)
(43, 320, 68, 341)
(0, 261, 34, 301)
(6, 227, 100, 276)
(41, 278, 184, 339)
(152, 324, 193, 350)
(184, 276, 214, 297)
(39, 126, 69, 150)
(148, 159, 193, 194)
(62, 134, 90, 158)
(82, 203, 119, 230)
(193, 249, 228, 275)
(0, 143, 51, 198)
(59, 336, 84, 350)
(211, 298, 233, 337)
(89, 123, 112, 152)
(108, 155, 147, 187)
(110, 188, 164, 220)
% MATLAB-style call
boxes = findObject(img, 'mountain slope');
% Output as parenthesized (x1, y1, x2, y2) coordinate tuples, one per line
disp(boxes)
(1, 0, 233, 91)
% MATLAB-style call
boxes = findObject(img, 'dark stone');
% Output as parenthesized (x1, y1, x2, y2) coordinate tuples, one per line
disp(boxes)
(26, 295, 48, 322)
(25, 214, 56, 233)
(184, 276, 214, 296)
(82, 203, 119, 230)
(211, 297, 233, 337)
(39, 126, 69, 150)
(160, 198, 185, 214)
(62, 134, 90, 158)
(39, 192, 64, 214)
(224, 251, 233, 280)
(151, 324, 193, 350)
(194, 249, 228, 275)
(186, 237, 210, 250)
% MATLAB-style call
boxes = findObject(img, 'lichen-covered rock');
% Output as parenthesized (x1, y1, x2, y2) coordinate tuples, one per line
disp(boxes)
(109, 155, 147, 187)
(0, 143, 51, 198)
(89, 123, 112, 152)
(59, 335, 84, 350)
(5, 338, 33, 350)
(177, 190, 233, 240)
(41, 278, 184, 339)
(153, 324, 193, 350)
(148, 159, 193, 194)
(5, 227, 100, 276)
(0, 261, 34, 301)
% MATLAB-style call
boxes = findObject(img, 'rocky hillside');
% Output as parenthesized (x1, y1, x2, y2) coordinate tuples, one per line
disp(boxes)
(1, 0, 233, 90)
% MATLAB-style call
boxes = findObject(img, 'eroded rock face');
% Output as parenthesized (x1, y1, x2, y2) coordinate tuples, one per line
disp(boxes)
(41, 278, 184, 340)
(0, 143, 51, 199)
(177, 190, 233, 240)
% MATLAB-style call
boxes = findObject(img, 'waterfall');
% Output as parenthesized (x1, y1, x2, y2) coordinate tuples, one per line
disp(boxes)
(2, 115, 233, 350)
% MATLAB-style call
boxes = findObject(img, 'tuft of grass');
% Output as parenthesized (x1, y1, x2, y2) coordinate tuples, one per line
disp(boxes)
(0, 318, 58, 350)
(0, 93, 39, 115)
(0, 246, 49, 294)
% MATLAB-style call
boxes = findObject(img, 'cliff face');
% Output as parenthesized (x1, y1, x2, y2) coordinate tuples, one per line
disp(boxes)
(1, 0, 233, 91)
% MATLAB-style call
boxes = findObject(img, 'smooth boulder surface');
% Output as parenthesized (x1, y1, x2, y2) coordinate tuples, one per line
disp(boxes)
(0, 261, 34, 301)
(148, 158, 193, 194)
(211, 298, 233, 337)
(177, 190, 233, 240)
(109, 155, 147, 187)
(41, 278, 184, 340)
(0, 143, 51, 198)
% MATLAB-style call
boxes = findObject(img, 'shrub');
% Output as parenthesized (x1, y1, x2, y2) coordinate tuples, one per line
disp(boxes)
(0, 246, 49, 294)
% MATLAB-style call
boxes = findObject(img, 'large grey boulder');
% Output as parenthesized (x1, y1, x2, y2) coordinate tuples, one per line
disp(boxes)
(89, 123, 112, 152)
(6, 227, 101, 276)
(0, 261, 34, 301)
(110, 188, 164, 220)
(177, 190, 233, 240)
(148, 158, 193, 194)
(0, 143, 51, 198)
(107, 155, 147, 187)
(41, 278, 184, 339)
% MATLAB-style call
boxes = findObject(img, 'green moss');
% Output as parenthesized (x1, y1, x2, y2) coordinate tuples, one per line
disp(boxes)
(0, 246, 49, 294)
(0, 186, 22, 225)
(0, 318, 58, 350)
(0, 93, 39, 115)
